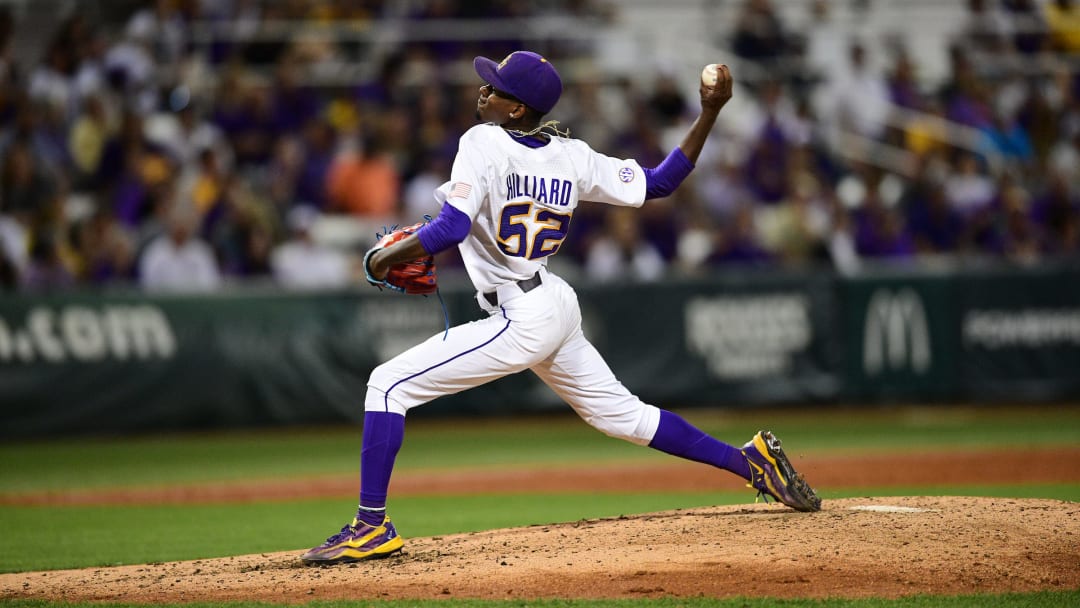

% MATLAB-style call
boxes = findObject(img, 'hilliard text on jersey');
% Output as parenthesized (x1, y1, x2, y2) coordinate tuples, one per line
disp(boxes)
(506, 174, 574, 206)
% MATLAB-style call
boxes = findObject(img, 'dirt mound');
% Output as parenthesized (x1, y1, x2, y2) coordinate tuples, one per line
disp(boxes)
(4, 496, 1078, 602)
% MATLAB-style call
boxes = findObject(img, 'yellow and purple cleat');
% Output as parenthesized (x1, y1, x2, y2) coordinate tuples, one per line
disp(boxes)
(741, 430, 822, 512)
(300, 515, 404, 564)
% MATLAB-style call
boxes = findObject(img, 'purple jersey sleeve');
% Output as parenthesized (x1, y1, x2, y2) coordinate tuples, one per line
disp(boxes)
(643, 147, 694, 200)
(416, 202, 472, 255)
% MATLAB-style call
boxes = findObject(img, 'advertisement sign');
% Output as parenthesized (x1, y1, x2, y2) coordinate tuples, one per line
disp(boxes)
(959, 269, 1080, 399)
(842, 276, 959, 400)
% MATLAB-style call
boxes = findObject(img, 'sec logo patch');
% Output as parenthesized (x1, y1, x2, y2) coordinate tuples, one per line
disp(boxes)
(618, 167, 635, 183)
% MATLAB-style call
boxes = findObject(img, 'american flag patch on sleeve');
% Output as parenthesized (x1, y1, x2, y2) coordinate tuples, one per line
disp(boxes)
(449, 182, 472, 199)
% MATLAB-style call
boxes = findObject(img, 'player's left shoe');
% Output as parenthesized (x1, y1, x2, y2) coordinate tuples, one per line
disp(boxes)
(742, 430, 822, 512)
(300, 515, 404, 564)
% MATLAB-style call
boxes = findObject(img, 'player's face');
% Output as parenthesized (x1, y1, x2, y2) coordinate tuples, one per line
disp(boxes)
(476, 83, 523, 124)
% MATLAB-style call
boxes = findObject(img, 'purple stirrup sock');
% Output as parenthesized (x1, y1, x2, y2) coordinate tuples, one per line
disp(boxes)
(648, 410, 751, 480)
(357, 410, 405, 526)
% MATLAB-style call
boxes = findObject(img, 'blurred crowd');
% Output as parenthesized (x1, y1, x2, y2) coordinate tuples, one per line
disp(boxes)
(0, 0, 1078, 293)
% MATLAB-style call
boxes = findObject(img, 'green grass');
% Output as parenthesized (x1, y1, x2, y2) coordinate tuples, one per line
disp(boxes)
(3, 590, 1080, 607)
(2, 405, 1078, 494)
(685, 404, 1080, 454)
(0, 420, 649, 493)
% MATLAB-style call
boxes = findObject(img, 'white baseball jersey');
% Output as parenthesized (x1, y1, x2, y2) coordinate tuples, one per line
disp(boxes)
(366, 124, 661, 447)
(434, 124, 647, 292)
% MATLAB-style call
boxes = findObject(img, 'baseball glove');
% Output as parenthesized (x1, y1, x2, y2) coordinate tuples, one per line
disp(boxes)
(363, 221, 438, 295)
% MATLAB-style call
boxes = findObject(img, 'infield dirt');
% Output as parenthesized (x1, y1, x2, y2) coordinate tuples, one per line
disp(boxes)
(2, 448, 1079, 602)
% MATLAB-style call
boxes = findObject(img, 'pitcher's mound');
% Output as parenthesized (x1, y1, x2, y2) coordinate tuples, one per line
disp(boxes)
(4, 496, 1078, 602)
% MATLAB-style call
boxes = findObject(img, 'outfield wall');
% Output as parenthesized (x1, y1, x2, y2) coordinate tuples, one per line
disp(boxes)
(3, 264, 1079, 437)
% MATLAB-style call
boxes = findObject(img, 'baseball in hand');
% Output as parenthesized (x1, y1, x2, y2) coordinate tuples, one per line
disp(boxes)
(701, 64, 718, 87)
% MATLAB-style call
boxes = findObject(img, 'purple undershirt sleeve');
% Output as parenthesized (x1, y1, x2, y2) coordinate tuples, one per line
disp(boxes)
(643, 147, 695, 200)
(416, 202, 472, 255)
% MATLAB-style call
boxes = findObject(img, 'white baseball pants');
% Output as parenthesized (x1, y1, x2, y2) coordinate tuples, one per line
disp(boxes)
(364, 268, 661, 445)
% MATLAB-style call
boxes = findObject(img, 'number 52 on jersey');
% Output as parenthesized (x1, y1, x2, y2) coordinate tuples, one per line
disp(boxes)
(497, 202, 572, 261)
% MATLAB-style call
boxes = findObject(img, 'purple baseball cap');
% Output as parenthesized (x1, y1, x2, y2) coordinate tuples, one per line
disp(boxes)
(474, 51, 562, 115)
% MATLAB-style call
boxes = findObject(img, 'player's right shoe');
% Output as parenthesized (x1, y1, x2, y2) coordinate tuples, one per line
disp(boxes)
(300, 515, 404, 564)
(741, 430, 822, 512)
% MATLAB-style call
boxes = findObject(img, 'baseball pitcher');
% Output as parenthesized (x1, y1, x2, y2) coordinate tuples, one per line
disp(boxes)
(302, 51, 820, 564)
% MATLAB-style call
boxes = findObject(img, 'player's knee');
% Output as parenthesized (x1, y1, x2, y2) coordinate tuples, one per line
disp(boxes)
(367, 362, 394, 391)
(364, 385, 408, 416)
(588, 416, 633, 442)
(364, 364, 409, 416)
(585, 403, 659, 446)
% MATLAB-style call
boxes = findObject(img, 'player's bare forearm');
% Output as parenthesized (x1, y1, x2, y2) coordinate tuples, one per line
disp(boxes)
(679, 63, 733, 164)
(367, 235, 429, 280)
(678, 112, 720, 165)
